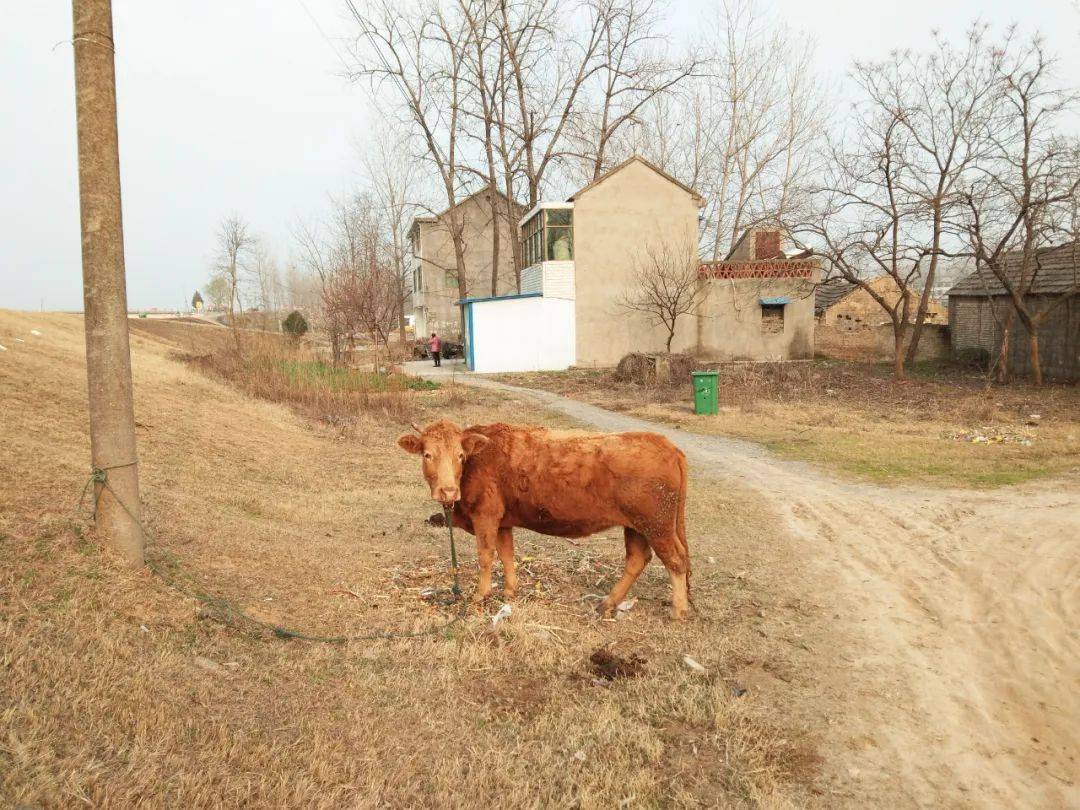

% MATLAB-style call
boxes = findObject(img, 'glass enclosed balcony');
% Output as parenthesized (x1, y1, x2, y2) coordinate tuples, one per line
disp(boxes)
(519, 203, 575, 300)
(521, 204, 574, 265)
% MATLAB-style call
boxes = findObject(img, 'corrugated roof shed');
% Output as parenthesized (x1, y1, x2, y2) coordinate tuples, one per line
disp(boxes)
(948, 242, 1080, 297)
(814, 278, 858, 315)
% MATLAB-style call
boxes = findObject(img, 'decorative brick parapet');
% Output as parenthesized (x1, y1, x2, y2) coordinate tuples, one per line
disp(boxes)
(699, 260, 816, 280)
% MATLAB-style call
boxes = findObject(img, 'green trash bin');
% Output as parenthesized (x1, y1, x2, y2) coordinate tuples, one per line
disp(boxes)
(691, 371, 719, 415)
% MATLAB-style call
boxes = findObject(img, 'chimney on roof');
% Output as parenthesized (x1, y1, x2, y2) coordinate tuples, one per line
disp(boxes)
(728, 226, 784, 261)
(754, 229, 782, 260)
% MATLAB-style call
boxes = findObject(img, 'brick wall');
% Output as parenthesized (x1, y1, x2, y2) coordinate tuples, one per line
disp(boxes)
(817, 323, 950, 362)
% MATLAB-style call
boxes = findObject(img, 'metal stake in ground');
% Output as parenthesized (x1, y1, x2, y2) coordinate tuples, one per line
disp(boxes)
(72, 0, 145, 566)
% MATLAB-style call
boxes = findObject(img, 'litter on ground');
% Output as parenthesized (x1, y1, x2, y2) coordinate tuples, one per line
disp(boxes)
(682, 655, 707, 674)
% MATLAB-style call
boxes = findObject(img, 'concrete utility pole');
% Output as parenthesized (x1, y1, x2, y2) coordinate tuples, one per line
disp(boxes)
(72, 0, 145, 566)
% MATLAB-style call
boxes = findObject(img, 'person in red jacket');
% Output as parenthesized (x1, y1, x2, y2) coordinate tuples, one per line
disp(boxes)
(429, 332, 441, 367)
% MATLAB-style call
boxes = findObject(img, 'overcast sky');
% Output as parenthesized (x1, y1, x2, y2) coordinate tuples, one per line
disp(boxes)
(2, 0, 1078, 312)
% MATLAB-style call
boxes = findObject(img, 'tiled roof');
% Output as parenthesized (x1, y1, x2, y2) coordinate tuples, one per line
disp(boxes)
(948, 242, 1080, 296)
(814, 278, 858, 314)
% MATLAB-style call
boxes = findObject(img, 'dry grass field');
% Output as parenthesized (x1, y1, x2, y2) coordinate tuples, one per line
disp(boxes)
(1, 313, 824, 807)
(493, 362, 1080, 488)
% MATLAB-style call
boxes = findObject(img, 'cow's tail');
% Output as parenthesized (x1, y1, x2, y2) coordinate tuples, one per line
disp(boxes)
(675, 450, 693, 609)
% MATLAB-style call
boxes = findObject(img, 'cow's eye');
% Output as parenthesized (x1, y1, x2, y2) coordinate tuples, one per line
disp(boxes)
(423, 452, 432, 460)
(458, 453, 465, 461)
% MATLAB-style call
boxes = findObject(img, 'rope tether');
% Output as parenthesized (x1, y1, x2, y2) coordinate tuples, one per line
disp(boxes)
(444, 504, 461, 596)
(76, 466, 468, 644)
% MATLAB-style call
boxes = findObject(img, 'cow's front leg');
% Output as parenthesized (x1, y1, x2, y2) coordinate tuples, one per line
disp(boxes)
(472, 521, 498, 603)
(495, 528, 517, 598)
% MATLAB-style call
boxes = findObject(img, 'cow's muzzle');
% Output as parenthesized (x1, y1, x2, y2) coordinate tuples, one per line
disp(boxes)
(435, 486, 460, 505)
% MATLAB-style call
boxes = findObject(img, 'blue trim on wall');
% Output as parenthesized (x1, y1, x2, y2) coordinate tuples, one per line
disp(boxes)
(465, 302, 476, 371)
(759, 296, 790, 306)
(456, 292, 543, 305)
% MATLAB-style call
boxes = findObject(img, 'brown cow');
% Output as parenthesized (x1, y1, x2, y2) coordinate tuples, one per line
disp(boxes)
(397, 420, 691, 619)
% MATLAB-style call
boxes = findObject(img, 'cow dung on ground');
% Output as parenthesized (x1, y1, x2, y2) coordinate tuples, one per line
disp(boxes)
(589, 648, 647, 680)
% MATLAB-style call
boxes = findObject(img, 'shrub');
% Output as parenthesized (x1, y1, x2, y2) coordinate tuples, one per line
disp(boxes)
(282, 310, 309, 340)
(953, 347, 990, 372)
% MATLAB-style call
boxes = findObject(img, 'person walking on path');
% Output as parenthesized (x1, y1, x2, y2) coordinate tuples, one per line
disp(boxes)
(429, 332, 441, 367)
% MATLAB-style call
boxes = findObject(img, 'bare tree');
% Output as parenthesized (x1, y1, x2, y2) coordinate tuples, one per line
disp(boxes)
(364, 124, 421, 343)
(694, 0, 825, 259)
(296, 216, 347, 364)
(796, 109, 924, 379)
(570, 0, 699, 181)
(956, 33, 1080, 384)
(850, 27, 1000, 366)
(348, 0, 476, 324)
(212, 216, 255, 353)
(250, 240, 283, 324)
(457, 0, 506, 295)
(618, 239, 705, 351)
(494, 0, 607, 207)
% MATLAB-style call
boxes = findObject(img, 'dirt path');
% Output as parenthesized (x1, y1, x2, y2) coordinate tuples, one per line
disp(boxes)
(412, 362, 1080, 808)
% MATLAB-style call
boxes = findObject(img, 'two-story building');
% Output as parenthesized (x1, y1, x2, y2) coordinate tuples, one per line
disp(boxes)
(410, 187, 520, 338)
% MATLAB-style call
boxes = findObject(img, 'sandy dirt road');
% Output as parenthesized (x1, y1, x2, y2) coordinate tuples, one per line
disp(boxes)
(411, 361, 1079, 808)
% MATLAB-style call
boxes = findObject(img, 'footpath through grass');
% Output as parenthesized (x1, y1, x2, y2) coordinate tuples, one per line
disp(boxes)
(494, 360, 1080, 488)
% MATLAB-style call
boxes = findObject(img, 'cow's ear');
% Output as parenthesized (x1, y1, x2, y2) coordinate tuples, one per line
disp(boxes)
(397, 434, 423, 454)
(461, 433, 489, 456)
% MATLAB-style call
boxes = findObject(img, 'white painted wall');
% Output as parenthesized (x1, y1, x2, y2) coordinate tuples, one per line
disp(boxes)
(520, 261, 575, 299)
(469, 296, 576, 373)
(542, 261, 575, 299)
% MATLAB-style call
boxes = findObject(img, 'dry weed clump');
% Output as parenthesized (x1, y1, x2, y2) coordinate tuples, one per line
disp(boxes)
(181, 333, 437, 426)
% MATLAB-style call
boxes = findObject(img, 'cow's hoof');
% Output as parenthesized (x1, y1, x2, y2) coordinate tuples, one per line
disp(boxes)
(503, 588, 517, 600)
(596, 599, 615, 619)
(670, 608, 690, 621)
(471, 591, 492, 604)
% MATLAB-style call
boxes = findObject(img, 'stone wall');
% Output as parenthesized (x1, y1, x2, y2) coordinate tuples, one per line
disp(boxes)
(820, 276, 946, 329)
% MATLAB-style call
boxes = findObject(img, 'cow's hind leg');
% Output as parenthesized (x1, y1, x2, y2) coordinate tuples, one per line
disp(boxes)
(495, 528, 517, 598)
(598, 528, 652, 617)
(650, 533, 690, 620)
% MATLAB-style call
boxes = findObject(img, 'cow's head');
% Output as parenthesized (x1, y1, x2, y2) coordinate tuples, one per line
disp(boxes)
(397, 420, 489, 506)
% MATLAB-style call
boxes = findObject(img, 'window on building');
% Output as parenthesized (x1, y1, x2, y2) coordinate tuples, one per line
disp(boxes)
(760, 302, 785, 333)
(545, 209, 573, 260)
(520, 208, 574, 266)
(414, 266, 423, 293)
